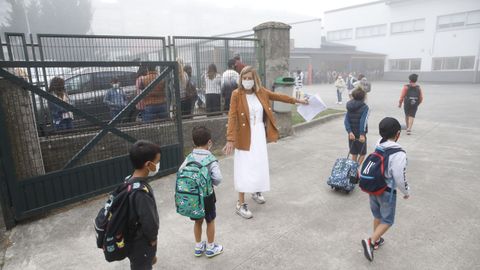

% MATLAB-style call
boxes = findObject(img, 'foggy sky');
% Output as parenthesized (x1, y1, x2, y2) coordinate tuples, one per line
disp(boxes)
(0, 0, 373, 47)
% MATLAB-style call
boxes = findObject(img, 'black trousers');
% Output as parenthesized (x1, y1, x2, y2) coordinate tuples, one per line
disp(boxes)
(206, 93, 221, 116)
(181, 98, 193, 117)
(128, 239, 156, 270)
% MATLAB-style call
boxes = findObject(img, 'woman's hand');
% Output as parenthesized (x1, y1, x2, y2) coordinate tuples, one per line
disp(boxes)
(296, 98, 309, 105)
(223, 141, 234, 155)
(359, 135, 366, 143)
(348, 132, 355, 141)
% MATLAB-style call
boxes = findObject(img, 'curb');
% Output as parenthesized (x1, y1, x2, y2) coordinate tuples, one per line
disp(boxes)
(293, 112, 346, 133)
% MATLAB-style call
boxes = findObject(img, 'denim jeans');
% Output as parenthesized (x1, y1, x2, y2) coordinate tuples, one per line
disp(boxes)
(54, 118, 74, 131)
(369, 191, 397, 225)
(336, 88, 343, 102)
(143, 104, 168, 122)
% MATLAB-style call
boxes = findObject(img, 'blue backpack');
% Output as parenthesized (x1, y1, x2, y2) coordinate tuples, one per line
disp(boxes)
(359, 147, 404, 195)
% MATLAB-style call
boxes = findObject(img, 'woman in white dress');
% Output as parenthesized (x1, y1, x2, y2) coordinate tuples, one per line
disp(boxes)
(223, 66, 308, 219)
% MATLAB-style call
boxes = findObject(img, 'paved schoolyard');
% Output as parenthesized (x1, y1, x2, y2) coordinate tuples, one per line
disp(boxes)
(3, 81, 480, 270)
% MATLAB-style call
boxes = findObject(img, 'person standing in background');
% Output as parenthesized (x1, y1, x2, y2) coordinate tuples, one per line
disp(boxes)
(221, 59, 239, 112)
(204, 64, 222, 115)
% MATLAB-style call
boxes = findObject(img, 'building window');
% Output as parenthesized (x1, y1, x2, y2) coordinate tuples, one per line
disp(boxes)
(438, 10, 480, 30)
(356, 24, 387, 38)
(460, 56, 475, 69)
(432, 56, 475, 70)
(391, 19, 425, 34)
(467, 10, 480, 26)
(326, 29, 353, 41)
(410, 59, 421, 70)
(389, 58, 422, 71)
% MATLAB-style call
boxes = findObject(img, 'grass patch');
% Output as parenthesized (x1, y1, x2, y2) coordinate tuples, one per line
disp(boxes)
(292, 107, 344, 126)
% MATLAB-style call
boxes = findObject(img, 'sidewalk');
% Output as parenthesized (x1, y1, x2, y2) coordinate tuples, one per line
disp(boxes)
(3, 82, 480, 270)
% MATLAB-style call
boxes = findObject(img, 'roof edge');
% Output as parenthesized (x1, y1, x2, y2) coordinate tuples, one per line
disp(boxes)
(325, 1, 385, 14)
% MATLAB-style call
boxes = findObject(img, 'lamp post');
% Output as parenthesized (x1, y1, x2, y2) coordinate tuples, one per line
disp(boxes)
(21, 0, 31, 34)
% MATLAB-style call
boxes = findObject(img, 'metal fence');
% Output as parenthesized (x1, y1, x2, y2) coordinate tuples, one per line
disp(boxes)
(0, 32, 265, 226)
(0, 60, 183, 224)
(171, 36, 264, 117)
(0, 33, 264, 134)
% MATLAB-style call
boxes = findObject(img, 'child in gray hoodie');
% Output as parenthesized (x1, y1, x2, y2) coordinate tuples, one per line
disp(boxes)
(179, 126, 224, 258)
(361, 117, 410, 262)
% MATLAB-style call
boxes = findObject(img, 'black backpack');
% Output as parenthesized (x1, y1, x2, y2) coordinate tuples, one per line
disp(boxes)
(94, 179, 144, 262)
(359, 147, 405, 195)
(405, 85, 420, 106)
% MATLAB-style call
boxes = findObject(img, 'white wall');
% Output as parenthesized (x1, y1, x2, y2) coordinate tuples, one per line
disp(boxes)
(324, 0, 480, 72)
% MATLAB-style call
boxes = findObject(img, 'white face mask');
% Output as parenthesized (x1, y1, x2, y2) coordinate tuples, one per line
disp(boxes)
(112, 83, 120, 89)
(242, 79, 254, 90)
(148, 162, 160, 177)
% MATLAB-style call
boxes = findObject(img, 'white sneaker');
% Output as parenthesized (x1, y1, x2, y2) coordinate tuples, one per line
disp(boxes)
(236, 202, 253, 219)
(339, 102, 343, 105)
(205, 243, 224, 258)
(252, 192, 266, 204)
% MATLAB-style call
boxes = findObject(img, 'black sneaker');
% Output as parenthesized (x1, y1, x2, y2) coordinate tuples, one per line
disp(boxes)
(361, 238, 374, 262)
(374, 237, 385, 250)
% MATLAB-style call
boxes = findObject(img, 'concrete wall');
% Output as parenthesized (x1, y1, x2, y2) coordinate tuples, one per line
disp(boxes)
(39, 117, 230, 172)
(0, 79, 45, 180)
(40, 123, 179, 172)
(254, 22, 295, 137)
(324, 0, 480, 77)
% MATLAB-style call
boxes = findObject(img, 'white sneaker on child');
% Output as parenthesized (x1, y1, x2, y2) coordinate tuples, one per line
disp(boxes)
(194, 241, 206, 257)
(205, 243, 223, 258)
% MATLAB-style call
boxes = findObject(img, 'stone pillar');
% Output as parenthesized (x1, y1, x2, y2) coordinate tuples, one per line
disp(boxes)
(0, 78, 45, 180)
(254, 22, 293, 137)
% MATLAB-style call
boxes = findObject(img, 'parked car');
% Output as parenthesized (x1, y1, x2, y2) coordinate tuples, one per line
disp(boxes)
(64, 69, 138, 122)
(34, 68, 138, 134)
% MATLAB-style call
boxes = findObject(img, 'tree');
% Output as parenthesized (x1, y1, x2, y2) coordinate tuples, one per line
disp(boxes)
(1, 0, 93, 35)
(1, 0, 29, 33)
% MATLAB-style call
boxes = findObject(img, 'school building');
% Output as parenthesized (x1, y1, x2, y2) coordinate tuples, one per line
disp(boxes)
(323, 0, 480, 83)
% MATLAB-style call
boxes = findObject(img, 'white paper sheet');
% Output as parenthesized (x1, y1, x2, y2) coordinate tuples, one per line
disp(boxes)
(297, 94, 328, 122)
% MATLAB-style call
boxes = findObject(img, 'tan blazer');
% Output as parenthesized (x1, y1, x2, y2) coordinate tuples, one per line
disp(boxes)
(226, 87, 296, 151)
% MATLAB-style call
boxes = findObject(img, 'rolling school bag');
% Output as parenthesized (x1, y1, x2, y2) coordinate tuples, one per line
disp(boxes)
(326, 141, 364, 193)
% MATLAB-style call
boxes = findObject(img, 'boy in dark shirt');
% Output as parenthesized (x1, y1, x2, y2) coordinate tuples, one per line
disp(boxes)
(344, 88, 369, 165)
(127, 140, 161, 270)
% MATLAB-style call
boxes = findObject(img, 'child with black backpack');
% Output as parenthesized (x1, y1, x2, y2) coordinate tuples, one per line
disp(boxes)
(126, 140, 161, 269)
(95, 140, 161, 269)
(398, 73, 423, 135)
(177, 126, 224, 258)
(359, 117, 410, 262)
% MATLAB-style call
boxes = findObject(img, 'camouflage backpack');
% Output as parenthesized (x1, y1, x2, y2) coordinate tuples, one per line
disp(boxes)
(175, 154, 217, 219)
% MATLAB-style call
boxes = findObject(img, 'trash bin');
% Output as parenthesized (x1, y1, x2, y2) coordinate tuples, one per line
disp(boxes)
(272, 77, 295, 113)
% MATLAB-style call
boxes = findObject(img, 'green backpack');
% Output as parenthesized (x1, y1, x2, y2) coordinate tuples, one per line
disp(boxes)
(175, 154, 217, 219)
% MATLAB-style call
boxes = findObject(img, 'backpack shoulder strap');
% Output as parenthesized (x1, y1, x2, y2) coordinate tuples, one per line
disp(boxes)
(130, 181, 151, 194)
(384, 148, 405, 156)
(199, 154, 217, 167)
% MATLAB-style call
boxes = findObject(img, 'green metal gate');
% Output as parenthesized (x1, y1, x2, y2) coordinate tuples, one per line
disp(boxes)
(0, 33, 183, 227)
(0, 32, 266, 227)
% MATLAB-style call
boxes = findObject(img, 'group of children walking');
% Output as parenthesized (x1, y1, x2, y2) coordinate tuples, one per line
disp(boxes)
(102, 74, 423, 269)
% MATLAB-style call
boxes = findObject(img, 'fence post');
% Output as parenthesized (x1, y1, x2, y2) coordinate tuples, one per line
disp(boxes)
(0, 77, 45, 181)
(253, 22, 293, 137)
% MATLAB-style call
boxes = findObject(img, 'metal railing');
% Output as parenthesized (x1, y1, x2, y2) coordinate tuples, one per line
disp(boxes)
(0, 33, 265, 130)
